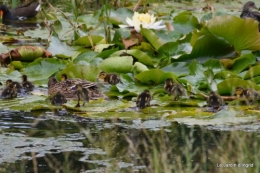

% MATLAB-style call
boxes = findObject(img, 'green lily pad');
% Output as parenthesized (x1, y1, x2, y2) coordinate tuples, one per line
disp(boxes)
(231, 53, 256, 74)
(206, 16, 260, 51)
(243, 65, 260, 80)
(98, 56, 133, 73)
(217, 78, 260, 95)
(172, 11, 201, 35)
(21, 58, 67, 81)
(57, 64, 100, 82)
(109, 8, 133, 25)
(110, 49, 154, 66)
(73, 35, 104, 47)
(135, 69, 177, 85)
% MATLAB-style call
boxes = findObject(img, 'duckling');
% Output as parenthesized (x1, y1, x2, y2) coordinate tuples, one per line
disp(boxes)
(61, 74, 67, 81)
(99, 71, 123, 85)
(51, 92, 67, 106)
(136, 90, 152, 109)
(21, 75, 34, 92)
(164, 78, 186, 101)
(75, 84, 89, 107)
(6, 79, 13, 86)
(1, 83, 18, 99)
(234, 86, 259, 103)
(207, 91, 224, 110)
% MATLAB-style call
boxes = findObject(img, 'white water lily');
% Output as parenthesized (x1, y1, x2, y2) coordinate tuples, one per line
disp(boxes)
(119, 12, 166, 32)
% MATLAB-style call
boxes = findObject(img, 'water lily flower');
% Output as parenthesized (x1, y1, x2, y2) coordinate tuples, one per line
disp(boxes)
(119, 12, 166, 32)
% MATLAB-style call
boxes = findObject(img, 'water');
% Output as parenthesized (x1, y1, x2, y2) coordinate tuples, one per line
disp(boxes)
(0, 109, 259, 172)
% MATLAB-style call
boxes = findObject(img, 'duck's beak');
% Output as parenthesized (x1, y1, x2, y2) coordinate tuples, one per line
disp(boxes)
(0, 10, 3, 20)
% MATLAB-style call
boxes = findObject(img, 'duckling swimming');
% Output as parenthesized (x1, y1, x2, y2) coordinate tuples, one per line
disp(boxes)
(6, 79, 13, 86)
(75, 84, 89, 107)
(1, 83, 18, 99)
(7, 80, 23, 93)
(207, 91, 224, 110)
(51, 92, 67, 106)
(99, 71, 122, 85)
(164, 78, 186, 101)
(21, 75, 34, 92)
(136, 90, 152, 109)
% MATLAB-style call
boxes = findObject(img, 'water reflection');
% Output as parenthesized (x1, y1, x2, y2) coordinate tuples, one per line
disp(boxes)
(0, 109, 259, 172)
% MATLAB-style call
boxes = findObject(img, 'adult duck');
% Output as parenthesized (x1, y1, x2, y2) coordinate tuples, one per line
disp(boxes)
(240, 1, 260, 31)
(48, 77, 106, 100)
(0, 0, 40, 21)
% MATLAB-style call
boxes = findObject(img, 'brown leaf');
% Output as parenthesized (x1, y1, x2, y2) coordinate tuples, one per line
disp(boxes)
(0, 46, 52, 66)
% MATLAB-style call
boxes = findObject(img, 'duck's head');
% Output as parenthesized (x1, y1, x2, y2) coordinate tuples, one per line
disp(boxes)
(243, 1, 258, 12)
(234, 86, 244, 96)
(144, 90, 150, 95)
(61, 74, 68, 81)
(48, 77, 58, 88)
(6, 79, 12, 86)
(99, 71, 107, 79)
(165, 78, 174, 86)
(22, 75, 28, 82)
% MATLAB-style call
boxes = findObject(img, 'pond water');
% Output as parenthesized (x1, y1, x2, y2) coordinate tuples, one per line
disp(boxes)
(0, 109, 259, 172)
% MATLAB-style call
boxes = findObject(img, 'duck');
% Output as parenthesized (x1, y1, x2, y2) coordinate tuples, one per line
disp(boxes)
(99, 71, 123, 85)
(61, 74, 68, 81)
(1, 82, 18, 99)
(7, 80, 23, 93)
(240, 1, 260, 31)
(48, 77, 105, 100)
(234, 86, 259, 103)
(164, 78, 186, 101)
(207, 91, 224, 110)
(51, 92, 67, 106)
(21, 75, 34, 92)
(0, 0, 40, 21)
(74, 84, 89, 107)
(136, 90, 152, 109)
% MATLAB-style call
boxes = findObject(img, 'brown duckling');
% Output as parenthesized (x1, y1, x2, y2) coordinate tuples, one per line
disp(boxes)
(164, 78, 186, 101)
(61, 74, 67, 81)
(75, 84, 89, 107)
(240, 1, 260, 31)
(136, 90, 152, 109)
(207, 91, 224, 110)
(99, 71, 123, 85)
(234, 86, 259, 102)
(51, 92, 67, 106)
(6, 79, 13, 86)
(21, 75, 34, 92)
(1, 83, 18, 99)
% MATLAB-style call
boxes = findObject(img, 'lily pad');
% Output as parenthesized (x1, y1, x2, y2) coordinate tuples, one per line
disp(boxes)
(98, 56, 133, 73)
(206, 16, 260, 51)
(135, 69, 177, 85)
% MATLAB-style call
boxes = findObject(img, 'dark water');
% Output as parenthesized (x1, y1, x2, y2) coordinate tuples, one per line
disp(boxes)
(0, 109, 259, 173)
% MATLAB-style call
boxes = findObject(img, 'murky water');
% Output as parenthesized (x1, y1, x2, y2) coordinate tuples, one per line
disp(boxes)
(0, 109, 259, 172)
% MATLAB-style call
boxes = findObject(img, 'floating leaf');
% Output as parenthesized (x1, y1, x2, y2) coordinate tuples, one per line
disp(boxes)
(217, 78, 260, 95)
(172, 11, 201, 35)
(135, 69, 177, 85)
(206, 16, 260, 50)
(57, 65, 100, 82)
(231, 53, 256, 74)
(21, 58, 67, 81)
(109, 8, 133, 25)
(98, 56, 133, 73)
(243, 65, 260, 80)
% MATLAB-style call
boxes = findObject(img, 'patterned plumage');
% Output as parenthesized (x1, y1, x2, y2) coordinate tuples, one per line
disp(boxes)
(207, 91, 224, 109)
(51, 92, 67, 105)
(75, 84, 89, 107)
(21, 75, 34, 92)
(136, 90, 152, 109)
(234, 86, 259, 102)
(99, 71, 122, 85)
(240, 1, 260, 31)
(48, 77, 104, 100)
(164, 78, 186, 101)
(1, 82, 18, 99)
